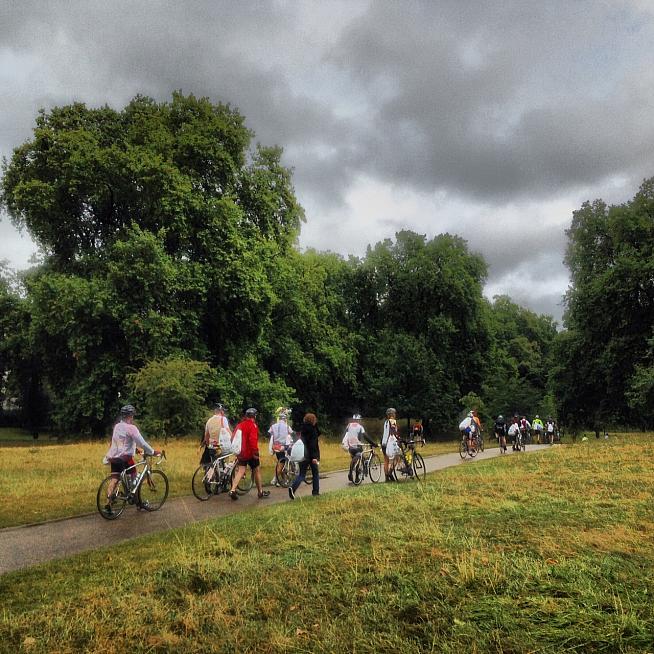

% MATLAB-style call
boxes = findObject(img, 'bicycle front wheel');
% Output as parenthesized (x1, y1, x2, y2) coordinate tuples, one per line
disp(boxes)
(352, 459, 364, 486)
(412, 452, 426, 482)
(478, 436, 485, 453)
(368, 452, 382, 483)
(192, 465, 212, 501)
(97, 476, 127, 520)
(232, 465, 254, 494)
(138, 469, 169, 511)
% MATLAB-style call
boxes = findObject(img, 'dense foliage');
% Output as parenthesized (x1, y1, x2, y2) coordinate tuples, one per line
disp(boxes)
(553, 179, 654, 429)
(0, 92, 607, 435)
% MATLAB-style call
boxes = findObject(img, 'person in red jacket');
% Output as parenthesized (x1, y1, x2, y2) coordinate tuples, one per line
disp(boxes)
(229, 407, 270, 500)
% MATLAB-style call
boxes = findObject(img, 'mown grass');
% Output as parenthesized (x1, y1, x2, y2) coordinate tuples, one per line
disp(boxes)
(0, 432, 460, 528)
(1, 435, 652, 653)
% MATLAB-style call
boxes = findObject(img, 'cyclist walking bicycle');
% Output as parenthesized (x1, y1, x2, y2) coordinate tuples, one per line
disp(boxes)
(228, 408, 270, 501)
(342, 414, 378, 482)
(102, 404, 161, 514)
(268, 411, 294, 486)
(494, 415, 508, 452)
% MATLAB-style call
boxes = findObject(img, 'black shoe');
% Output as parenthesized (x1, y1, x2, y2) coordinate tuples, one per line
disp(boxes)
(229, 490, 238, 501)
(312, 491, 320, 496)
(347, 473, 352, 482)
(258, 490, 270, 499)
(288, 487, 295, 500)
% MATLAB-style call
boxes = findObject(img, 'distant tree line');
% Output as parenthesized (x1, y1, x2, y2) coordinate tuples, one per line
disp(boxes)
(1, 93, 647, 436)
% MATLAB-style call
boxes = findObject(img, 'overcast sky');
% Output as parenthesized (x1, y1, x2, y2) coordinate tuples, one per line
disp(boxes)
(2, 0, 654, 322)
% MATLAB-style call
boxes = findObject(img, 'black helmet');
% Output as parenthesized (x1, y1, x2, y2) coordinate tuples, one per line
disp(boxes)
(214, 402, 225, 412)
(120, 404, 136, 418)
(245, 407, 257, 417)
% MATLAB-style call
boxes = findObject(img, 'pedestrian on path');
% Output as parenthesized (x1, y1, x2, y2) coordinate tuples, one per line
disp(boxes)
(289, 412, 320, 499)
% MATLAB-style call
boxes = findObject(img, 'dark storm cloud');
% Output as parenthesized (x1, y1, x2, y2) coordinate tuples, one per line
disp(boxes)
(1, 0, 653, 319)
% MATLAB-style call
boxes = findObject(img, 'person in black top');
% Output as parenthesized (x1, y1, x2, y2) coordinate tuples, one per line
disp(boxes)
(289, 412, 320, 499)
(494, 415, 508, 452)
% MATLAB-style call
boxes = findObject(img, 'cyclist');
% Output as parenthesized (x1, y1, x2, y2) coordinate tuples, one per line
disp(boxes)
(344, 414, 377, 482)
(104, 404, 160, 512)
(201, 403, 231, 466)
(411, 419, 424, 443)
(532, 415, 544, 443)
(494, 414, 507, 452)
(459, 411, 478, 454)
(229, 408, 270, 500)
(508, 416, 521, 450)
(519, 415, 531, 444)
(381, 407, 398, 482)
(268, 411, 294, 486)
(545, 416, 556, 444)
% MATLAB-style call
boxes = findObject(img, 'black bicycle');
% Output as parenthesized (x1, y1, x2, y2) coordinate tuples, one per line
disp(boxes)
(392, 439, 426, 482)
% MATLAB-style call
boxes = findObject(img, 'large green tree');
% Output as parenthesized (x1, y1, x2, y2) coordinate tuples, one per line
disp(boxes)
(1, 93, 304, 433)
(554, 178, 654, 428)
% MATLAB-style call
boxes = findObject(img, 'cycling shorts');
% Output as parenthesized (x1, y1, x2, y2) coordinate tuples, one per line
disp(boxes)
(237, 457, 260, 470)
(109, 456, 135, 477)
(348, 445, 363, 457)
(274, 451, 286, 462)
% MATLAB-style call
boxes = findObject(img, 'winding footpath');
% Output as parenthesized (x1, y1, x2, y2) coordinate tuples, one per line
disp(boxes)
(0, 445, 551, 575)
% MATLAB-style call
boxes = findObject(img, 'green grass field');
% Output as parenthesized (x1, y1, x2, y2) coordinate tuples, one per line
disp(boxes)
(0, 432, 461, 528)
(1, 435, 652, 653)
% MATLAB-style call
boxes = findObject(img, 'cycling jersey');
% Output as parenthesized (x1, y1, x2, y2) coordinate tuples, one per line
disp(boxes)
(494, 421, 506, 435)
(533, 418, 544, 431)
(106, 421, 154, 460)
(268, 420, 293, 453)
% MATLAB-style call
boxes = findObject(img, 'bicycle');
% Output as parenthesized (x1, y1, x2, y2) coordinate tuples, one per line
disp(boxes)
(459, 432, 478, 459)
(275, 451, 314, 488)
(191, 452, 254, 500)
(350, 445, 382, 485)
(97, 451, 168, 520)
(392, 439, 426, 482)
(475, 431, 485, 453)
(512, 430, 526, 452)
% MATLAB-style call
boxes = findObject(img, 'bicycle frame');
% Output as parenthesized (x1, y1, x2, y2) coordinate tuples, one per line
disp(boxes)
(120, 452, 166, 496)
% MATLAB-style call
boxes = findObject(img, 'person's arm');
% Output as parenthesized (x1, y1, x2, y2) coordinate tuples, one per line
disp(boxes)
(132, 427, 155, 456)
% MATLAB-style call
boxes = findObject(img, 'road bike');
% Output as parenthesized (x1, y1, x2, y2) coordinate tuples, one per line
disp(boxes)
(191, 452, 254, 500)
(350, 445, 382, 485)
(512, 430, 526, 452)
(392, 439, 426, 482)
(274, 449, 313, 488)
(97, 451, 168, 520)
(459, 433, 478, 459)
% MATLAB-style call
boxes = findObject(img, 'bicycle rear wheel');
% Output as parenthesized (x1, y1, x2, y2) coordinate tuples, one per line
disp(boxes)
(97, 476, 127, 520)
(412, 452, 426, 482)
(304, 465, 313, 485)
(192, 465, 212, 501)
(478, 436, 485, 452)
(138, 469, 169, 511)
(459, 440, 467, 459)
(368, 452, 382, 483)
(275, 458, 292, 488)
(352, 458, 364, 486)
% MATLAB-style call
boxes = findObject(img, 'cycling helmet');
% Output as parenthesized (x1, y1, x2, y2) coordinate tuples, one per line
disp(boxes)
(245, 407, 257, 417)
(497, 415, 504, 421)
(214, 402, 225, 412)
(352, 413, 362, 420)
(278, 412, 287, 420)
(535, 414, 540, 419)
(386, 407, 396, 417)
(120, 404, 136, 418)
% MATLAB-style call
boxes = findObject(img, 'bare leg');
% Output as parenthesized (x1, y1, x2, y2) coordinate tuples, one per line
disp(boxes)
(230, 464, 247, 493)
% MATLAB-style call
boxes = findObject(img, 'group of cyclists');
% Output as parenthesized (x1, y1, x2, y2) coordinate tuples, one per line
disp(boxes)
(102, 401, 558, 515)
(460, 410, 559, 454)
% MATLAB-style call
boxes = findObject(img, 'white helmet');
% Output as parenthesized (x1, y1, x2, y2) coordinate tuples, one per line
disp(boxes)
(352, 414, 362, 420)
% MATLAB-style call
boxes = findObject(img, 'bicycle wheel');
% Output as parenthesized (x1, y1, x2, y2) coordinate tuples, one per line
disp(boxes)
(459, 439, 467, 459)
(352, 458, 364, 486)
(412, 452, 426, 482)
(231, 464, 254, 494)
(304, 465, 313, 485)
(368, 452, 382, 483)
(478, 436, 485, 452)
(97, 475, 127, 520)
(275, 458, 291, 488)
(192, 465, 212, 501)
(138, 469, 169, 511)
(391, 457, 408, 481)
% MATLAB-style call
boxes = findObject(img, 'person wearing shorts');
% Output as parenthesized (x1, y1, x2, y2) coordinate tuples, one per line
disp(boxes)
(268, 412, 293, 485)
(381, 407, 398, 482)
(229, 408, 270, 500)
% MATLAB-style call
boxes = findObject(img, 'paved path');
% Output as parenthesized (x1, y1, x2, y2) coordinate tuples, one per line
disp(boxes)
(0, 445, 551, 574)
